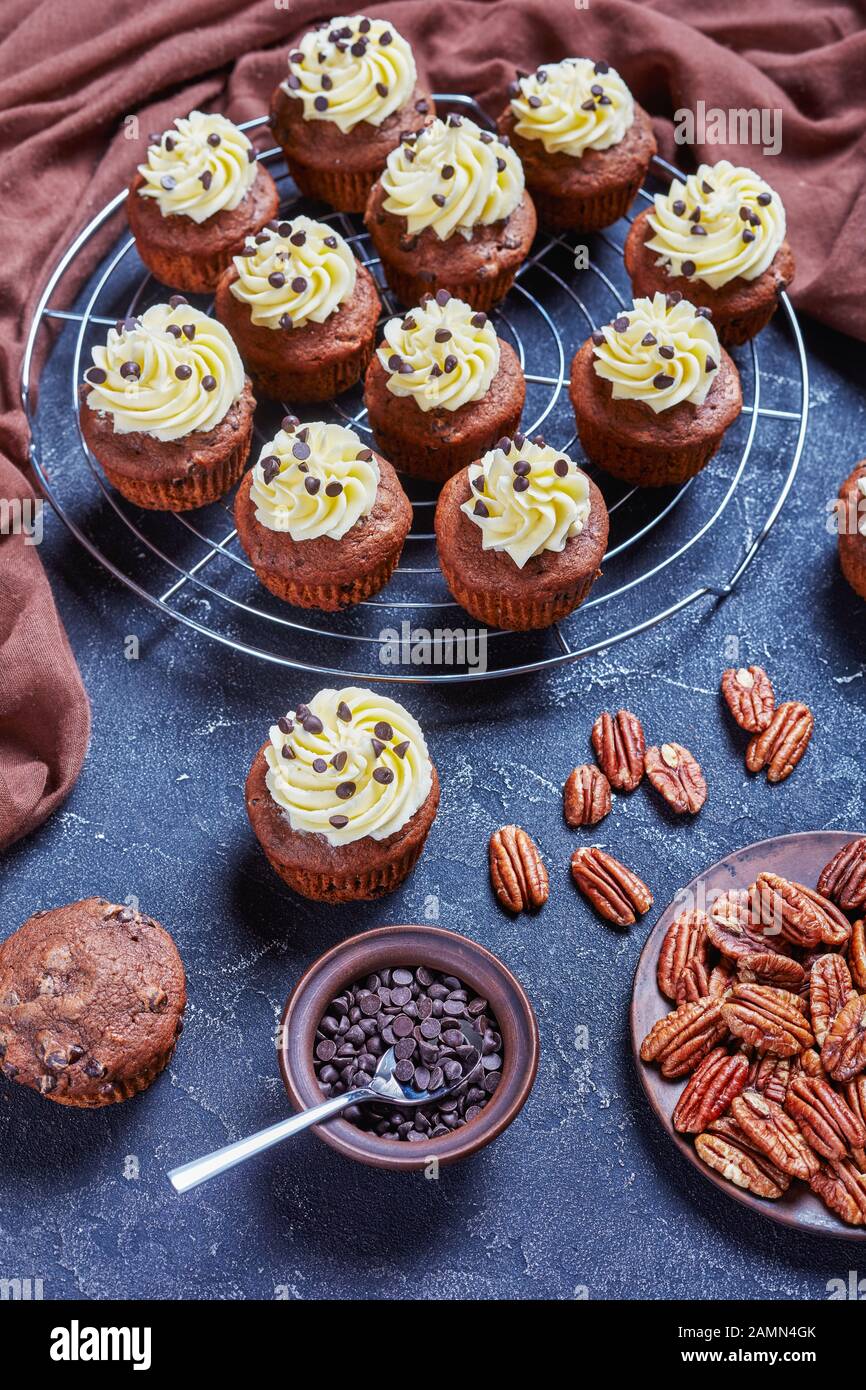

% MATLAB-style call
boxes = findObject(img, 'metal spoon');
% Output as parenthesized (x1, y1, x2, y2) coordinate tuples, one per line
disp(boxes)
(168, 1018, 484, 1193)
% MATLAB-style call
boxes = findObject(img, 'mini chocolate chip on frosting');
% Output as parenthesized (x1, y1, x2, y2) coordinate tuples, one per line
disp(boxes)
(230, 216, 356, 330)
(380, 116, 524, 241)
(84, 302, 244, 441)
(265, 687, 432, 846)
(645, 160, 786, 289)
(591, 292, 721, 413)
(510, 57, 634, 158)
(377, 294, 499, 412)
(461, 437, 592, 569)
(249, 419, 379, 541)
(137, 112, 256, 223)
(283, 15, 416, 133)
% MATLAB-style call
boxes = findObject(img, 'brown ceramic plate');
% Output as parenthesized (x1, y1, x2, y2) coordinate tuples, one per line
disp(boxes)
(630, 830, 866, 1239)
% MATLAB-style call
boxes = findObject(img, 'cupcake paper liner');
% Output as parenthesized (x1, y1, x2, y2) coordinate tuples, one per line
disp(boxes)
(369, 407, 523, 485)
(530, 176, 643, 234)
(379, 262, 520, 315)
(574, 412, 724, 488)
(248, 333, 376, 403)
(260, 836, 429, 903)
(280, 153, 377, 215)
(438, 557, 601, 632)
(98, 420, 253, 512)
(135, 240, 244, 295)
(840, 542, 866, 602)
(251, 547, 403, 611)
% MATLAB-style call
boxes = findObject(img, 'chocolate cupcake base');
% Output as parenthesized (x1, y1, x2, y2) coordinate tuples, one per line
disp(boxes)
(838, 462, 866, 601)
(624, 209, 796, 347)
(569, 339, 743, 488)
(246, 748, 440, 902)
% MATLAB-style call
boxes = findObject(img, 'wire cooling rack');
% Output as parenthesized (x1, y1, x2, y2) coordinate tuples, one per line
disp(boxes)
(22, 96, 809, 683)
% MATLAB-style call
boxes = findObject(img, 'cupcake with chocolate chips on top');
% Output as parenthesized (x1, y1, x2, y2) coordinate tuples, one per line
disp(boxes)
(127, 111, 279, 292)
(79, 298, 254, 510)
(246, 687, 440, 901)
(364, 289, 525, 482)
(497, 57, 656, 232)
(214, 215, 380, 401)
(569, 291, 742, 487)
(624, 161, 795, 345)
(365, 114, 537, 311)
(435, 435, 608, 630)
(234, 417, 412, 609)
(270, 15, 434, 212)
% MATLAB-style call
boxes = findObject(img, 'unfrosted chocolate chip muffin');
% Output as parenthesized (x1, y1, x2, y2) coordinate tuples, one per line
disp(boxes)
(0, 898, 186, 1108)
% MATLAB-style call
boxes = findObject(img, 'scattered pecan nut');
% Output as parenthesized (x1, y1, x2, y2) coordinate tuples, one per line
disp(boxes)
(644, 742, 708, 815)
(748, 1054, 795, 1106)
(730, 1088, 821, 1181)
(590, 709, 645, 793)
(673, 1047, 749, 1134)
(745, 700, 814, 783)
(821, 994, 866, 1083)
(721, 982, 814, 1057)
(488, 825, 549, 914)
(784, 1074, 866, 1160)
(570, 846, 652, 927)
(639, 996, 727, 1078)
(851, 920, 866, 991)
(563, 764, 611, 828)
(720, 665, 775, 733)
(695, 1115, 790, 1199)
(737, 951, 806, 992)
(810, 1157, 866, 1226)
(817, 837, 866, 913)
(809, 954, 855, 1046)
(750, 873, 825, 950)
(657, 909, 709, 1002)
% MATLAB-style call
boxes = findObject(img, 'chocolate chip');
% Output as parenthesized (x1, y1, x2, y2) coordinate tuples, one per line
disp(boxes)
(554, 458, 569, 477)
(742, 229, 755, 242)
(312, 757, 327, 773)
(321, 75, 333, 91)
(293, 440, 311, 460)
(374, 721, 393, 741)
(690, 225, 707, 237)
(681, 260, 696, 277)
(277, 715, 292, 733)
(613, 316, 629, 332)
(373, 767, 394, 785)
(375, 82, 388, 98)
(303, 714, 323, 734)
(432, 193, 446, 207)
(701, 179, 714, 194)
(666, 290, 683, 305)
(304, 476, 320, 495)
(435, 289, 450, 306)
(473, 500, 489, 518)
(689, 206, 701, 223)
(591, 330, 605, 346)
(201, 375, 216, 392)
(160, 174, 176, 190)
(441, 163, 454, 179)
(471, 312, 487, 328)
(394, 740, 409, 758)
(268, 271, 285, 288)
(337, 701, 352, 722)
(594, 60, 610, 74)
(580, 99, 595, 111)
(695, 306, 713, 318)
(416, 99, 429, 113)
(329, 815, 348, 829)
(199, 170, 213, 191)
(174, 364, 192, 380)
(513, 459, 531, 476)
(169, 294, 187, 308)
(443, 354, 458, 373)
(705, 356, 717, 372)
(757, 191, 772, 205)
(261, 455, 280, 483)
(641, 332, 657, 346)
(658, 345, 674, 359)
(653, 372, 674, 389)
(325, 481, 342, 497)
(85, 366, 107, 384)
(672, 199, 686, 215)
(371, 738, 385, 757)
(119, 361, 140, 379)
(380, 29, 393, 44)
(323, 235, 338, 248)
(314, 96, 329, 111)
(496, 157, 506, 172)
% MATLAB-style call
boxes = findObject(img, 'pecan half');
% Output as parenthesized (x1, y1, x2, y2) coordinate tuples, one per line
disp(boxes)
(563, 764, 611, 828)
(798, 884, 852, 949)
(810, 1157, 866, 1226)
(590, 709, 645, 792)
(676, 958, 711, 1004)
(750, 873, 825, 949)
(706, 888, 786, 959)
(644, 743, 708, 815)
(570, 846, 652, 927)
(821, 995, 866, 1083)
(489, 826, 549, 913)
(720, 665, 775, 733)
(784, 1074, 866, 1160)
(817, 837, 866, 912)
(809, 954, 855, 1046)
(745, 700, 814, 783)
(657, 909, 709, 1001)
(851, 920, 866, 992)
(639, 996, 727, 1078)
(708, 959, 736, 997)
(696, 1116, 790, 1199)
(800, 1047, 827, 1079)
(748, 1054, 795, 1106)
(673, 1047, 749, 1134)
(737, 951, 806, 992)
(730, 1088, 821, 1180)
(721, 983, 814, 1057)
(844, 1075, 866, 1139)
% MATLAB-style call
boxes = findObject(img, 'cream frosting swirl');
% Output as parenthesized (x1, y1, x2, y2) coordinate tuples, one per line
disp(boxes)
(645, 161, 786, 289)
(381, 115, 524, 241)
(377, 292, 500, 412)
(84, 301, 245, 441)
(249, 419, 379, 540)
(137, 112, 256, 224)
(282, 15, 416, 133)
(265, 687, 433, 846)
(461, 436, 591, 569)
(230, 215, 356, 330)
(591, 292, 721, 413)
(510, 57, 634, 158)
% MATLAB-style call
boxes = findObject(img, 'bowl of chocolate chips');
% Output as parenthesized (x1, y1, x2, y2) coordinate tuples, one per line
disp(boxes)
(278, 924, 539, 1168)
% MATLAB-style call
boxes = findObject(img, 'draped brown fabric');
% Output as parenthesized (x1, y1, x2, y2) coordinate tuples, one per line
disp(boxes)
(1, 0, 863, 850)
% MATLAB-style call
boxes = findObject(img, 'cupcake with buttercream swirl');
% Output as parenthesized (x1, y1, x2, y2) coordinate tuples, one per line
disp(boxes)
(245, 686, 440, 901)
(591, 293, 721, 414)
(229, 217, 357, 331)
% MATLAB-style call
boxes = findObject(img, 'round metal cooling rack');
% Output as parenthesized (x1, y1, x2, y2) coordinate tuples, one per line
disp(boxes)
(23, 96, 809, 684)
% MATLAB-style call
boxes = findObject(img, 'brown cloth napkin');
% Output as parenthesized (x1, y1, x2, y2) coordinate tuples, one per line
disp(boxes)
(1, 0, 864, 852)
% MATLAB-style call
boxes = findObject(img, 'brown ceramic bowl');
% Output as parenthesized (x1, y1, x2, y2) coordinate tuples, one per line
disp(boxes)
(278, 924, 539, 1170)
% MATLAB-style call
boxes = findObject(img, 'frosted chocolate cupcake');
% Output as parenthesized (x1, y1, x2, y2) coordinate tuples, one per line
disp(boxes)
(838, 462, 866, 601)
(435, 436, 609, 630)
(624, 161, 795, 345)
(497, 58, 656, 232)
(127, 111, 279, 292)
(365, 115, 537, 311)
(570, 291, 742, 487)
(214, 215, 380, 401)
(79, 299, 254, 510)
(246, 687, 440, 901)
(364, 291, 525, 482)
(234, 417, 412, 609)
(269, 15, 434, 212)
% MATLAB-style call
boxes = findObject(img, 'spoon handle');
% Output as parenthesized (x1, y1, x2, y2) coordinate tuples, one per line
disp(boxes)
(168, 1089, 368, 1194)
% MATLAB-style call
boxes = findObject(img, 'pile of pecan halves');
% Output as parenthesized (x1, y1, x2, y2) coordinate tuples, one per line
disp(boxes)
(640, 836, 866, 1227)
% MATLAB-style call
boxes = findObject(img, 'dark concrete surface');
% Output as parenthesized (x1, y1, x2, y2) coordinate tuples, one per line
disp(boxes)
(2, 243, 865, 1299)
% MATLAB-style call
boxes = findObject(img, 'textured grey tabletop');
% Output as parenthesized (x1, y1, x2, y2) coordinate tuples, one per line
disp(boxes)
(2, 294, 865, 1300)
